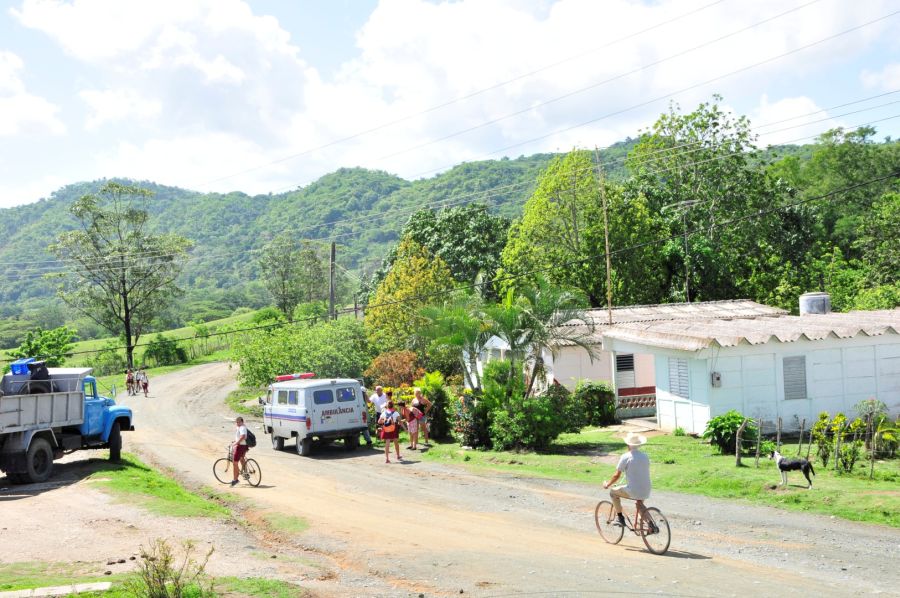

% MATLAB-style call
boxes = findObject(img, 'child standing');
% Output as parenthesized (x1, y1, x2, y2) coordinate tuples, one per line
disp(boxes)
(400, 401, 422, 450)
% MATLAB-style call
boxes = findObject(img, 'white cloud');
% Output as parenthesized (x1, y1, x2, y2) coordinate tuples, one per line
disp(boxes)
(0, 50, 65, 136)
(752, 95, 842, 146)
(860, 63, 900, 90)
(78, 88, 162, 129)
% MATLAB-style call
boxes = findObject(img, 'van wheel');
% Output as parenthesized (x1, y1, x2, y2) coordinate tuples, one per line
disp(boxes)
(345, 435, 359, 450)
(25, 438, 54, 483)
(297, 437, 312, 456)
(271, 435, 284, 451)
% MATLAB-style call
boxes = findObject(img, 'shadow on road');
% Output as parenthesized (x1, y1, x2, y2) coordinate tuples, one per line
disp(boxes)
(0, 457, 136, 502)
(625, 547, 711, 560)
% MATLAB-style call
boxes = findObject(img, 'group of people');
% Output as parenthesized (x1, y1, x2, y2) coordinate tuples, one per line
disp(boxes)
(124, 368, 150, 397)
(363, 385, 432, 463)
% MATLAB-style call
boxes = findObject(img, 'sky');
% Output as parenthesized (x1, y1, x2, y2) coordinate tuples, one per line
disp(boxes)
(0, 0, 898, 208)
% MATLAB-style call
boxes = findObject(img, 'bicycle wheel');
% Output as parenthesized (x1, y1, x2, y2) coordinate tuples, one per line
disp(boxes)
(243, 458, 262, 487)
(594, 500, 624, 544)
(640, 507, 671, 555)
(213, 458, 232, 484)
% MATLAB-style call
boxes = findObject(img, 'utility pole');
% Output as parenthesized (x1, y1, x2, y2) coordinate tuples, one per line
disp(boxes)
(594, 146, 614, 325)
(329, 241, 336, 321)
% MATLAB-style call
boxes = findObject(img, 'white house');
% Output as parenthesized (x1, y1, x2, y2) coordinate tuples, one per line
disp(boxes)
(601, 308, 900, 434)
(469, 300, 786, 413)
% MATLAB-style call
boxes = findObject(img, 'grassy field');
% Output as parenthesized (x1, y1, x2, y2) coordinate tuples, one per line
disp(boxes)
(0, 562, 128, 592)
(420, 427, 900, 527)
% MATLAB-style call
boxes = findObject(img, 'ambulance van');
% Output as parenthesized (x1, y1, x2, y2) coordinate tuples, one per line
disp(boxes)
(262, 373, 368, 456)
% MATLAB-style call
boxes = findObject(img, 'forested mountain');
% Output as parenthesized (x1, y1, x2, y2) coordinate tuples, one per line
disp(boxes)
(0, 153, 555, 345)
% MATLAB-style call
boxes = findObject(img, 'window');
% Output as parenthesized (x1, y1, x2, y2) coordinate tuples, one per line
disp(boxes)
(337, 387, 356, 402)
(783, 356, 807, 400)
(615, 353, 636, 389)
(277, 390, 288, 405)
(313, 389, 334, 404)
(668, 357, 689, 399)
(266, 390, 272, 404)
(288, 390, 298, 405)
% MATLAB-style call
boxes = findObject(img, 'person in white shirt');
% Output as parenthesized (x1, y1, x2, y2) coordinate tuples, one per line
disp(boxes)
(366, 386, 388, 446)
(603, 432, 651, 527)
(231, 417, 249, 486)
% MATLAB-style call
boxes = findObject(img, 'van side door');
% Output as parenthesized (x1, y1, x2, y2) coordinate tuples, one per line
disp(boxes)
(310, 388, 335, 433)
(336, 386, 362, 427)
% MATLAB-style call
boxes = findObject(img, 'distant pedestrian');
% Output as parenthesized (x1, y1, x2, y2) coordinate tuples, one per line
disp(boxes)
(412, 388, 432, 447)
(136, 368, 149, 397)
(124, 369, 135, 396)
(379, 400, 402, 463)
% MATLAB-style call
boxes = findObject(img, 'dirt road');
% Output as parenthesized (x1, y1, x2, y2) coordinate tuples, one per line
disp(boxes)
(5, 362, 898, 596)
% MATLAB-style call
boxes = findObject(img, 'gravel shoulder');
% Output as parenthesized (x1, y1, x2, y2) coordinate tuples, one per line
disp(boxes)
(4, 361, 899, 597)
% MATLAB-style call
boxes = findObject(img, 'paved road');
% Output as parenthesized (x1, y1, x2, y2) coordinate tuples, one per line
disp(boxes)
(124, 362, 900, 597)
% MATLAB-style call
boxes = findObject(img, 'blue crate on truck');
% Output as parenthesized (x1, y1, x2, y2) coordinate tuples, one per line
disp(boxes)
(10, 357, 35, 376)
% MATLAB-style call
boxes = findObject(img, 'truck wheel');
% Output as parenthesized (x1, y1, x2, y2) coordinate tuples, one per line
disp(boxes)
(271, 434, 284, 451)
(345, 435, 359, 450)
(108, 421, 122, 462)
(25, 437, 54, 483)
(297, 437, 312, 457)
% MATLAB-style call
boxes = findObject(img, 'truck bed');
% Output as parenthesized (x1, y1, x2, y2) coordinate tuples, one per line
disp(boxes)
(0, 391, 85, 433)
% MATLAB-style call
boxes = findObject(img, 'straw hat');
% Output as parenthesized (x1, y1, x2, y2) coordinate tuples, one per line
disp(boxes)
(623, 432, 647, 447)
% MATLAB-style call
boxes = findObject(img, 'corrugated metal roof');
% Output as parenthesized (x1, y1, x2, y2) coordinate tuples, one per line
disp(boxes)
(554, 299, 786, 346)
(602, 309, 900, 351)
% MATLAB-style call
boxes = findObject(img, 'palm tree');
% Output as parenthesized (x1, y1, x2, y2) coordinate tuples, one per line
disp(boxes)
(420, 293, 492, 392)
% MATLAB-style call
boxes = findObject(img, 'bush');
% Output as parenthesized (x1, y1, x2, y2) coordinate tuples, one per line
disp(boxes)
(142, 334, 188, 366)
(414, 371, 452, 440)
(702, 410, 757, 455)
(126, 538, 213, 598)
(364, 350, 424, 388)
(569, 380, 617, 428)
(489, 392, 568, 451)
(812, 412, 833, 467)
(252, 306, 283, 324)
(85, 340, 127, 376)
(673, 427, 686, 436)
(453, 390, 491, 448)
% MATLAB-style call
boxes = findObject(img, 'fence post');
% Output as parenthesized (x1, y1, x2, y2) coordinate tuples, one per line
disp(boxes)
(776, 417, 782, 451)
(755, 419, 763, 467)
(797, 418, 806, 456)
(736, 418, 749, 467)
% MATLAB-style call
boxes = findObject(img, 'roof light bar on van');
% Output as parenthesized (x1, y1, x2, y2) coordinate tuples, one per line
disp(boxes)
(275, 372, 315, 381)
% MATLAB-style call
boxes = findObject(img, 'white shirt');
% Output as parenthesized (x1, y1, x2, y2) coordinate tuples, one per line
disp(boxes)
(235, 424, 248, 446)
(617, 449, 651, 500)
(369, 392, 388, 414)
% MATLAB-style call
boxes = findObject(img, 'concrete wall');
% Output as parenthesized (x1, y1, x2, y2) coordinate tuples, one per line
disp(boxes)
(550, 346, 612, 390)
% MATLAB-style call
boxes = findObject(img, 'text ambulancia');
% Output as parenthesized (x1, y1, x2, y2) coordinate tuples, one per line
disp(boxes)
(261, 373, 367, 456)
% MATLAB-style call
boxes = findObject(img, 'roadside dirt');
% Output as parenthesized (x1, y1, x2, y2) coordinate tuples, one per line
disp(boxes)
(3, 361, 899, 596)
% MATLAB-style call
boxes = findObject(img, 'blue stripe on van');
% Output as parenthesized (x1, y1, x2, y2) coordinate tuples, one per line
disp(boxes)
(268, 414, 307, 422)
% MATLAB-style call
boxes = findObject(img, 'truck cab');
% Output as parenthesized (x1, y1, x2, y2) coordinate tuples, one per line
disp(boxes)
(262, 375, 367, 456)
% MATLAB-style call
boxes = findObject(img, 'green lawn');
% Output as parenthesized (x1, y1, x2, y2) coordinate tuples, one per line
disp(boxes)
(421, 427, 900, 527)
(0, 562, 128, 592)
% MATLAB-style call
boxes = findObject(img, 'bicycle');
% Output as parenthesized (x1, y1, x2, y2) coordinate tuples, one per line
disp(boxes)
(594, 496, 670, 555)
(213, 445, 261, 487)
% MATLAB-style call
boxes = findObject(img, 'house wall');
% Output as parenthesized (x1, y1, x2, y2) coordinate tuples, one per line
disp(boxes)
(550, 346, 612, 390)
(626, 334, 900, 433)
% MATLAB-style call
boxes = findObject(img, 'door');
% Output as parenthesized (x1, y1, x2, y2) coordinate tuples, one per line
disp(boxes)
(80, 378, 104, 437)
(310, 388, 336, 433)
(335, 386, 363, 428)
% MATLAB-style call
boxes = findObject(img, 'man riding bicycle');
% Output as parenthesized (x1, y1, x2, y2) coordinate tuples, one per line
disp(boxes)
(230, 416, 249, 487)
(603, 432, 651, 527)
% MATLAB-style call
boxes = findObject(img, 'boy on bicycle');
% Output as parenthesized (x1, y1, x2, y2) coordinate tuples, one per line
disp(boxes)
(603, 432, 650, 527)
(231, 417, 249, 487)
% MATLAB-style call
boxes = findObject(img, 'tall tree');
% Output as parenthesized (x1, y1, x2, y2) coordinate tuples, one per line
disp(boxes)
(420, 292, 492, 391)
(259, 236, 330, 320)
(501, 149, 667, 307)
(48, 182, 191, 368)
(365, 238, 455, 352)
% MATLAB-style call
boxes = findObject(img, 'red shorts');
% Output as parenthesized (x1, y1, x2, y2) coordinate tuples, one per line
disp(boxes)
(233, 444, 248, 462)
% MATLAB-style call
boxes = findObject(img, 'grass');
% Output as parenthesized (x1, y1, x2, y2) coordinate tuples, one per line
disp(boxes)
(261, 512, 310, 535)
(226, 387, 264, 418)
(421, 428, 900, 527)
(88, 453, 229, 518)
(215, 577, 309, 597)
(0, 562, 128, 591)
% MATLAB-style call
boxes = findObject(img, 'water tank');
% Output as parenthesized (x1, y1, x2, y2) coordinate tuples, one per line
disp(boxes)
(799, 292, 831, 315)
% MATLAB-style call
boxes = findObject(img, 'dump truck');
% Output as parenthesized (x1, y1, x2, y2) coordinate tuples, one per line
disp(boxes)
(0, 358, 134, 484)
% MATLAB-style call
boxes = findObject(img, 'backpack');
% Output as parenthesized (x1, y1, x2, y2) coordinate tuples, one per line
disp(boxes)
(382, 412, 397, 434)
(245, 429, 257, 448)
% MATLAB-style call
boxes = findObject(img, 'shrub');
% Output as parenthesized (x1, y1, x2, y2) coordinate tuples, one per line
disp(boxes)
(252, 306, 283, 324)
(453, 390, 491, 448)
(142, 334, 188, 366)
(414, 371, 452, 440)
(126, 538, 213, 598)
(811, 412, 833, 468)
(85, 340, 127, 376)
(364, 350, 424, 388)
(569, 380, 617, 428)
(702, 410, 757, 455)
(488, 392, 567, 451)
(673, 427, 686, 437)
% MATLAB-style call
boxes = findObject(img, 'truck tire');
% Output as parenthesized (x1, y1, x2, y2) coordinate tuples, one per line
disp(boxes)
(108, 421, 122, 462)
(297, 437, 312, 457)
(271, 434, 284, 451)
(345, 435, 359, 450)
(25, 437, 53, 483)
